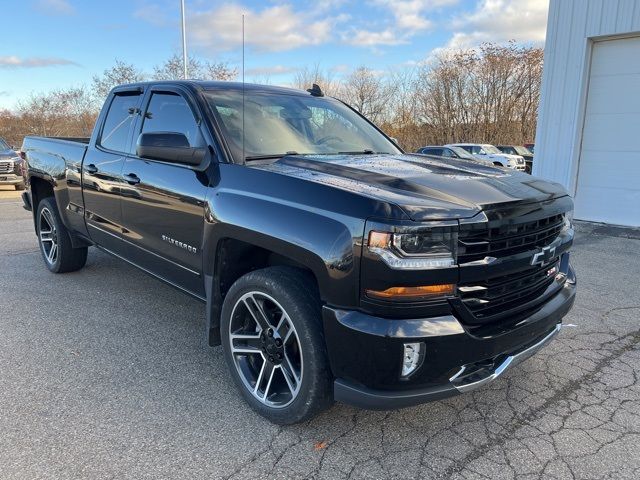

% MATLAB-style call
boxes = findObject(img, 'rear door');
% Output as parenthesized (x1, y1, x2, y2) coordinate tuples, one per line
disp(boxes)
(119, 86, 209, 298)
(83, 89, 143, 252)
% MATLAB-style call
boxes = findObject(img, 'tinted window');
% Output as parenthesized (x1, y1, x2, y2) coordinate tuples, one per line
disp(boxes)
(100, 93, 141, 153)
(0, 138, 9, 150)
(141, 93, 204, 147)
(421, 148, 442, 155)
(441, 148, 455, 158)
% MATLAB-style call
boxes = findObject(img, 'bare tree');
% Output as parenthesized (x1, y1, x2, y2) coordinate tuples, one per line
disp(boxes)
(292, 64, 341, 97)
(1, 42, 544, 154)
(339, 66, 394, 125)
(204, 62, 238, 81)
(15, 87, 97, 139)
(153, 54, 238, 81)
(91, 60, 145, 104)
(153, 54, 205, 80)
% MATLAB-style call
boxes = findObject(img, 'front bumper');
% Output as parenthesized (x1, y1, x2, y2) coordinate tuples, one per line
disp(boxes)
(0, 173, 24, 185)
(326, 265, 576, 410)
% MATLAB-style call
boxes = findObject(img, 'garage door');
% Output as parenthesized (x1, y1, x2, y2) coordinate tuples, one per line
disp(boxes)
(575, 36, 640, 226)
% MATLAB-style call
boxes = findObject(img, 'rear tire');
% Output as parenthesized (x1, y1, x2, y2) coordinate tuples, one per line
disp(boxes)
(220, 267, 333, 424)
(36, 197, 88, 273)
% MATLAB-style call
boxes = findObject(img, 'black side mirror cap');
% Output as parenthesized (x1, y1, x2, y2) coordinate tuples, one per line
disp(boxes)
(136, 132, 206, 166)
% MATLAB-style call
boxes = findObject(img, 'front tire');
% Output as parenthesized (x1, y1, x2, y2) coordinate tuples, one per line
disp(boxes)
(220, 267, 333, 424)
(36, 197, 88, 273)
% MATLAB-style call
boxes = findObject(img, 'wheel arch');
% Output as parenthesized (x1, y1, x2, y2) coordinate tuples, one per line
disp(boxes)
(203, 222, 359, 346)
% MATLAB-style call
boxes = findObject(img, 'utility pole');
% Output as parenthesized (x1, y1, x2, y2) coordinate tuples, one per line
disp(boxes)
(180, 0, 188, 79)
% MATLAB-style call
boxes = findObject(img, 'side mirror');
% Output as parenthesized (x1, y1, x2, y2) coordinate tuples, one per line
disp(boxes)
(136, 132, 206, 166)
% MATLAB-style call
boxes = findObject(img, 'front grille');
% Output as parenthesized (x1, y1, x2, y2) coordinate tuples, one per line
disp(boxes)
(0, 161, 12, 174)
(458, 213, 564, 264)
(459, 259, 560, 319)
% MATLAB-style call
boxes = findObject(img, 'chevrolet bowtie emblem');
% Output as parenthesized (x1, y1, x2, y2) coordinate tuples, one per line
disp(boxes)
(531, 245, 556, 266)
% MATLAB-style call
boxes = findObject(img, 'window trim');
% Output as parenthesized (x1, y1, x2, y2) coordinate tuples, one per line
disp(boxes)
(96, 89, 144, 156)
(131, 85, 211, 170)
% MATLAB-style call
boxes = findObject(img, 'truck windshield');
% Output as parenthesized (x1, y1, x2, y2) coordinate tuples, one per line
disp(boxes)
(204, 90, 401, 162)
(0, 138, 10, 150)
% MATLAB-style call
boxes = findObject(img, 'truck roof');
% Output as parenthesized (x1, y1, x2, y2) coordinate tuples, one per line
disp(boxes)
(114, 80, 312, 97)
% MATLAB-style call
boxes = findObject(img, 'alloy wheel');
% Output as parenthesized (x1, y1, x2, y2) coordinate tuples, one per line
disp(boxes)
(39, 207, 58, 265)
(228, 291, 303, 408)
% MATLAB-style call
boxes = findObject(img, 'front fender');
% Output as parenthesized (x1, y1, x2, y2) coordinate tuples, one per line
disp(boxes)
(202, 188, 365, 308)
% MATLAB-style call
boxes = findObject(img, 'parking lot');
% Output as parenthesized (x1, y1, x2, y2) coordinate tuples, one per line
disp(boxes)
(1, 185, 639, 480)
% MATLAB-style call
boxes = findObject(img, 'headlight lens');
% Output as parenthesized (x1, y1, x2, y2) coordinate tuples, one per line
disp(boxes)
(368, 228, 457, 270)
(562, 210, 574, 233)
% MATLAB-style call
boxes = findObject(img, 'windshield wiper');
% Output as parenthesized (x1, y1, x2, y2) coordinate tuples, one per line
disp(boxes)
(337, 149, 377, 154)
(245, 151, 300, 161)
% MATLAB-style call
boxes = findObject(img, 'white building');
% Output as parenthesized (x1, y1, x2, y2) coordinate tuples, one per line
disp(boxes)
(534, 0, 640, 227)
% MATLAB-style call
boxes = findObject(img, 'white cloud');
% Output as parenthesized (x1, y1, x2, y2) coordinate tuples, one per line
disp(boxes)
(373, 0, 457, 30)
(245, 65, 298, 76)
(187, 4, 348, 52)
(133, 2, 168, 27)
(347, 29, 409, 47)
(35, 0, 75, 15)
(0, 56, 78, 68)
(445, 0, 549, 49)
(344, 0, 458, 48)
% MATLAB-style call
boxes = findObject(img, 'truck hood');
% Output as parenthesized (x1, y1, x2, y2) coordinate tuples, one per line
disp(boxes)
(0, 150, 18, 159)
(252, 153, 568, 221)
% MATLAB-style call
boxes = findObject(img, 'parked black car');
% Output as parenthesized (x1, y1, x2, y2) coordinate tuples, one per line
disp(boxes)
(21, 81, 576, 424)
(0, 137, 25, 190)
(497, 145, 534, 173)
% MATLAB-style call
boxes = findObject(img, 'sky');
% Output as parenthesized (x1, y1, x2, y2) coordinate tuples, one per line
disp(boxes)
(0, 0, 550, 109)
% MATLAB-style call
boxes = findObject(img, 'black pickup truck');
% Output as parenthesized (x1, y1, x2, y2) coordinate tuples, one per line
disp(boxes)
(21, 81, 576, 424)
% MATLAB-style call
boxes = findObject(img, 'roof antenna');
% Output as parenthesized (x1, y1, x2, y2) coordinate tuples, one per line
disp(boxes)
(307, 83, 324, 97)
(242, 13, 245, 163)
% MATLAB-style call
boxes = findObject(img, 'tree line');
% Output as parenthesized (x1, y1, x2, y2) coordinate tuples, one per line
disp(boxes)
(0, 43, 542, 152)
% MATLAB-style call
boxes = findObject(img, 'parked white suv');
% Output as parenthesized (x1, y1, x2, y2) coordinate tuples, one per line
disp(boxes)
(446, 143, 526, 171)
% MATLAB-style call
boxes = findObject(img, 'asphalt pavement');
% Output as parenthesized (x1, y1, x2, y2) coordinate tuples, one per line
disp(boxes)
(1, 186, 639, 479)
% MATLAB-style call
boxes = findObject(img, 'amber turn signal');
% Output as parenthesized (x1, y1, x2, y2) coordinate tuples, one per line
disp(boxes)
(368, 231, 391, 248)
(366, 284, 455, 301)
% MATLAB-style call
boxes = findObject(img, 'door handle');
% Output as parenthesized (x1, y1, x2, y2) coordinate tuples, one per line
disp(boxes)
(123, 173, 141, 185)
(85, 163, 98, 174)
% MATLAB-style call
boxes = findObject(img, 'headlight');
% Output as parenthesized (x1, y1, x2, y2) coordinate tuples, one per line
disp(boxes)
(368, 228, 457, 270)
(562, 210, 574, 233)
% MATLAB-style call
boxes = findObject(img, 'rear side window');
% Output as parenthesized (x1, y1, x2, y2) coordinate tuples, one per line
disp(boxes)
(141, 93, 204, 148)
(100, 93, 141, 153)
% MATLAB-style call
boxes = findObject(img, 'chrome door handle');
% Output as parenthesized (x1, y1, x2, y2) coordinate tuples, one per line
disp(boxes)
(123, 173, 140, 185)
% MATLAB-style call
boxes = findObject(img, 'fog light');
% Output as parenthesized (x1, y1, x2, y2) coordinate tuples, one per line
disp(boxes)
(402, 342, 424, 377)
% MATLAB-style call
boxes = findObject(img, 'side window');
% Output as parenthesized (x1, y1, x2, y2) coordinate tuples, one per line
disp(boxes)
(141, 92, 204, 148)
(100, 93, 141, 153)
(441, 148, 454, 158)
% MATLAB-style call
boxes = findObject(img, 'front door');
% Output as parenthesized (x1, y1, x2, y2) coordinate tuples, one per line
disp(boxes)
(82, 90, 143, 251)
(120, 88, 209, 298)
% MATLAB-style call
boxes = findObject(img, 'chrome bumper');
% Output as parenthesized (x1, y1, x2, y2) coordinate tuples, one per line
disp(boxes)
(450, 323, 561, 393)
